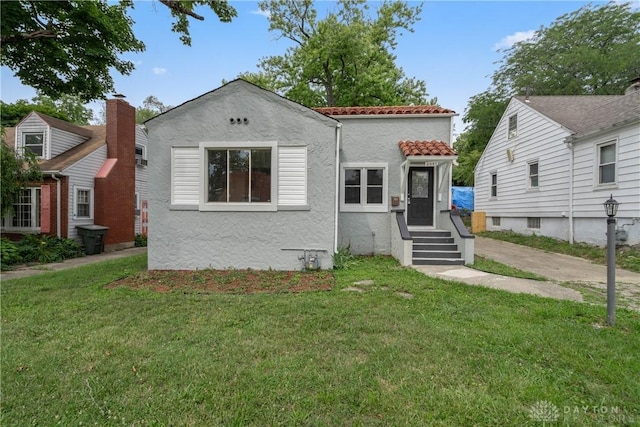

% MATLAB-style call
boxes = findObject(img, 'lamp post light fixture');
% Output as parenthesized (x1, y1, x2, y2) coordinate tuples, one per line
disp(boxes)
(604, 194, 619, 326)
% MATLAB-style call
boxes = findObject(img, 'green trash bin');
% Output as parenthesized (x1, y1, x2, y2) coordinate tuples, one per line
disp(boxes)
(76, 225, 109, 255)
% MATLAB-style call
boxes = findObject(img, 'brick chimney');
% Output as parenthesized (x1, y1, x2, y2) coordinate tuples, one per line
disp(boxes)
(94, 98, 136, 249)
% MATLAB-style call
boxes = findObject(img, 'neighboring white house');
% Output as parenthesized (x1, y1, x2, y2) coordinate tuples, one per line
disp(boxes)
(474, 81, 640, 246)
(145, 79, 473, 270)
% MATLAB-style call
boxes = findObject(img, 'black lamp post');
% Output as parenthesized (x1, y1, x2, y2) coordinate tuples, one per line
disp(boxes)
(604, 194, 619, 326)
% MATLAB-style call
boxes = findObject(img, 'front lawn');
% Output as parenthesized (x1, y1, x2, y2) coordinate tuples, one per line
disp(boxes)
(2, 254, 639, 425)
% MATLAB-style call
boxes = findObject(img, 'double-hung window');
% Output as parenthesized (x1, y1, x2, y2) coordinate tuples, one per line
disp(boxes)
(528, 161, 539, 189)
(9, 188, 41, 230)
(200, 141, 277, 211)
(23, 132, 44, 157)
(340, 163, 387, 212)
(597, 141, 616, 186)
(75, 188, 93, 219)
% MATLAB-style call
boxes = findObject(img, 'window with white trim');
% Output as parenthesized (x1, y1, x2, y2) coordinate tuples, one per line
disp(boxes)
(490, 172, 498, 198)
(200, 141, 277, 211)
(492, 217, 501, 226)
(528, 161, 539, 189)
(5, 188, 41, 230)
(74, 187, 93, 219)
(527, 217, 541, 229)
(508, 114, 517, 139)
(340, 163, 388, 212)
(597, 141, 616, 185)
(24, 132, 44, 157)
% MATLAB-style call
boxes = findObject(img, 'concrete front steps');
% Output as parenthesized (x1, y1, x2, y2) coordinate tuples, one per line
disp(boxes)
(410, 230, 465, 266)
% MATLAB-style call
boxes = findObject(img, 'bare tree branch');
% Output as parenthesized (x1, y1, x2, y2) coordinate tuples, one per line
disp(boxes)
(1, 30, 57, 45)
(159, 0, 205, 20)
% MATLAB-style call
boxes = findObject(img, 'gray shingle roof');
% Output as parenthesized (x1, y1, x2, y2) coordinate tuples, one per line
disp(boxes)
(515, 91, 640, 137)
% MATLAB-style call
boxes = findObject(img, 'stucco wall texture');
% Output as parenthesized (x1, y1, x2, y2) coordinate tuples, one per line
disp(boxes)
(337, 116, 453, 254)
(147, 82, 338, 270)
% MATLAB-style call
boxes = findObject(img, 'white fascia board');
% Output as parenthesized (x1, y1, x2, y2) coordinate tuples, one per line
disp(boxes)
(405, 155, 457, 163)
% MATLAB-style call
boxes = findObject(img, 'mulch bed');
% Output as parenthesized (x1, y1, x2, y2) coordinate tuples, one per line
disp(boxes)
(107, 268, 335, 294)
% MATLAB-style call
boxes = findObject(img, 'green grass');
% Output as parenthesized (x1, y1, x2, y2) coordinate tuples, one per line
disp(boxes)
(2, 254, 639, 425)
(480, 230, 640, 273)
(471, 256, 548, 281)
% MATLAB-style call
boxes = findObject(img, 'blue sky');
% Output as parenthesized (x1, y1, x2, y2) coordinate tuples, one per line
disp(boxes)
(0, 1, 616, 134)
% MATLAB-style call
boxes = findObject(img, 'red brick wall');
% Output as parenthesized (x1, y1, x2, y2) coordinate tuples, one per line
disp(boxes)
(94, 99, 135, 246)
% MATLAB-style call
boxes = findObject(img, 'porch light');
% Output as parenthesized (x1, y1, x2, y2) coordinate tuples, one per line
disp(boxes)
(603, 194, 619, 218)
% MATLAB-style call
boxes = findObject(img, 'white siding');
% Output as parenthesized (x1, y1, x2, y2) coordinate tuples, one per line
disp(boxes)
(49, 127, 88, 158)
(15, 113, 88, 159)
(63, 145, 107, 241)
(572, 123, 640, 216)
(475, 98, 572, 218)
(171, 147, 200, 205)
(15, 114, 49, 158)
(278, 146, 307, 206)
(135, 126, 149, 234)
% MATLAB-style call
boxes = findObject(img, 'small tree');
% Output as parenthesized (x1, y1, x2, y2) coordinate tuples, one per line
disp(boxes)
(1, 134, 42, 217)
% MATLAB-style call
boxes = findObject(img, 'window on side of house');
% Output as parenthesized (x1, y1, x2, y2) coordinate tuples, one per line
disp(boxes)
(597, 141, 616, 185)
(75, 188, 93, 219)
(200, 141, 277, 211)
(7, 187, 41, 230)
(508, 114, 517, 139)
(490, 172, 498, 198)
(528, 161, 539, 189)
(340, 163, 388, 212)
(527, 217, 541, 229)
(24, 132, 44, 157)
(492, 217, 501, 226)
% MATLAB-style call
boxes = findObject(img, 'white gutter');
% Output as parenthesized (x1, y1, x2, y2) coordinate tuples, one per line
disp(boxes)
(566, 140, 574, 244)
(334, 123, 342, 253)
(50, 173, 62, 238)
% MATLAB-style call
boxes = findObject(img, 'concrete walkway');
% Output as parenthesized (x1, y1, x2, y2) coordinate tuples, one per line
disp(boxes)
(0, 247, 147, 281)
(414, 237, 640, 303)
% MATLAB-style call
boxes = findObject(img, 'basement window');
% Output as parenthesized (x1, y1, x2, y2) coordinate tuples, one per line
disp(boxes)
(527, 217, 541, 229)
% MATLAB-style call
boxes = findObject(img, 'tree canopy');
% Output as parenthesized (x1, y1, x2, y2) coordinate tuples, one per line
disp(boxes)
(453, 1, 640, 186)
(1, 0, 237, 102)
(136, 96, 173, 124)
(237, 0, 433, 107)
(1, 94, 94, 127)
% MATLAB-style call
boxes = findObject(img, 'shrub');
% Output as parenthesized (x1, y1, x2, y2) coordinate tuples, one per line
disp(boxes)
(1, 238, 21, 270)
(332, 245, 355, 270)
(134, 233, 148, 247)
(16, 235, 83, 264)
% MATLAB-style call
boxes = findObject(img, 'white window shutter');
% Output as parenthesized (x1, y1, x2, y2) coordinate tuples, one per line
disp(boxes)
(278, 146, 307, 206)
(172, 147, 199, 205)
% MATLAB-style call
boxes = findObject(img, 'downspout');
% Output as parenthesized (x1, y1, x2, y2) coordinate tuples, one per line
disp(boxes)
(334, 123, 342, 253)
(566, 139, 574, 244)
(51, 173, 62, 238)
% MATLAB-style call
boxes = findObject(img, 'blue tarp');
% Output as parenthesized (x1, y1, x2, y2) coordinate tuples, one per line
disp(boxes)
(452, 186, 474, 211)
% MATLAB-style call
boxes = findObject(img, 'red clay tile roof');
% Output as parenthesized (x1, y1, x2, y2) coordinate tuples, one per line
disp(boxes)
(398, 140, 457, 157)
(314, 105, 455, 116)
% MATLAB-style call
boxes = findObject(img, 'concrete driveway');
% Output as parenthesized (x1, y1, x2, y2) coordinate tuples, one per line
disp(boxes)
(415, 237, 640, 310)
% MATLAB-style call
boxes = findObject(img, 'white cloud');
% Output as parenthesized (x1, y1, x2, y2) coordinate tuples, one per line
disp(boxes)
(493, 30, 536, 51)
(251, 9, 271, 18)
(153, 67, 167, 76)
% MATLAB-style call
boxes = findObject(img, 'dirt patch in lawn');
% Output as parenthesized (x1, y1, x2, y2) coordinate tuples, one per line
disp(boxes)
(107, 269, 335, 294)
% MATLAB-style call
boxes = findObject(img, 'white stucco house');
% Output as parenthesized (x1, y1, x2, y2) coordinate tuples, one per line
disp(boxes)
(474, 80, 640, 246)
(145, 79, 473, 270)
